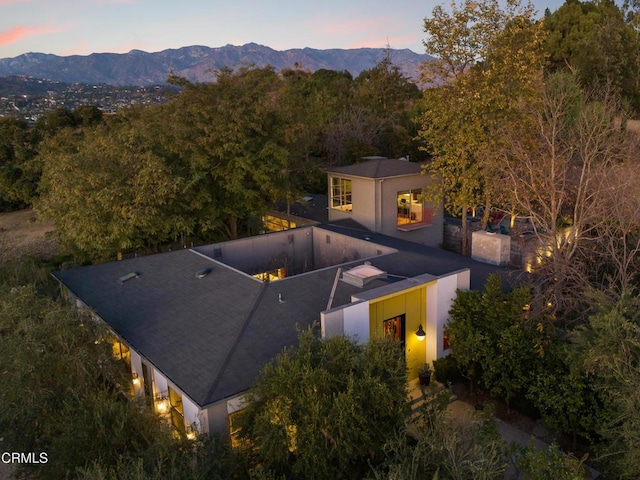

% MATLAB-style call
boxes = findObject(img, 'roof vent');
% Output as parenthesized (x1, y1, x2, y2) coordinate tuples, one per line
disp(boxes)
(119, 272, 139, 284)
(195, 267, 212, 279)
(341, 264, 387, 287)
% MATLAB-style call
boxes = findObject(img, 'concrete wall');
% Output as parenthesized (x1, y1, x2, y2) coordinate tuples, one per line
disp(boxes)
(198, 228, 315, 276)
(311, 227, 394, 268)
(471, 231, 511, 266)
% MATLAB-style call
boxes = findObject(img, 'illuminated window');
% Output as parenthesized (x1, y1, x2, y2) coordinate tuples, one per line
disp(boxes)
(263, 215, 297, 232)
(397, 189, 433, 230)
(252, 268, 286, 282)
(383, 314, 406, 349)
(229, 410, 249, 449)
(110, 338, 131, 366)
(168, 385, 185, 434)
(330, 177, 352, 211)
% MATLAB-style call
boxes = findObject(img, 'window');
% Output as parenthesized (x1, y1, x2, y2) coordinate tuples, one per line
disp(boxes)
(397, 189, 433, 230)
(383, 314, 406, 349)
(168, 385, 185, 434)
(331, 177, 352, 211)
(263, 215, 297, 232)
(110, 338, 131, 367)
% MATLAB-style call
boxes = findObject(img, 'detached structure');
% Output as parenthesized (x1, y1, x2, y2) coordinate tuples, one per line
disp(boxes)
(326, 156, 443, 247)
(53, 157, 505, 439)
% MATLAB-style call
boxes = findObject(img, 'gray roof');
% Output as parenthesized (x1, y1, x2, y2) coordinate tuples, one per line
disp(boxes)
(326, 158, 424, 179)
(53, 248, 396, 407)
(53, 229, 513, 408)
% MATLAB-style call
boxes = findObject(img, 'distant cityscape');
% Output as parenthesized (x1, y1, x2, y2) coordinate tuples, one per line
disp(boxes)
(0, 76, 174, 123)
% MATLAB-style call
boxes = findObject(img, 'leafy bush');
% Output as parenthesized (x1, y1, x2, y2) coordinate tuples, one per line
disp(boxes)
(433, 354, 464, 384)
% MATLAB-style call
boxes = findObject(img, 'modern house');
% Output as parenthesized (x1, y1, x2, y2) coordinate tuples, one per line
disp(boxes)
(53, 223, 508, 439)
(52, 158, 505, 440)
(326, 156, 443, 247)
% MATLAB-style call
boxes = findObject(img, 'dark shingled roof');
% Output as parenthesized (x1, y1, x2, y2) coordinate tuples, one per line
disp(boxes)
(53, 228, 514, 408)
(325, 158, 424, 179)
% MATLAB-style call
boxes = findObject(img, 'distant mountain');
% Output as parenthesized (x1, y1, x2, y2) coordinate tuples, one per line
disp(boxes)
(0, 43, 432, 87)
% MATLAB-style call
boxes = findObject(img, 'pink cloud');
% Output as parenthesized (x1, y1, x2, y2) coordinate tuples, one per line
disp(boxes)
(347, 33, 422, 50)
(319, 16, 386, 37)
(0, 24, 62, 47)
(0, 0, 28, 5)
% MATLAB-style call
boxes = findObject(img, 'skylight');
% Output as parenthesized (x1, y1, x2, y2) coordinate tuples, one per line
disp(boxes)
(341, 263, 387, 287)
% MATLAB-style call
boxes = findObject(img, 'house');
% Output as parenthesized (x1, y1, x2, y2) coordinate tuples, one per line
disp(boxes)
(52, 159, 506, 440)
(53, 223, 508, 440)
(326, 156, 443, 247)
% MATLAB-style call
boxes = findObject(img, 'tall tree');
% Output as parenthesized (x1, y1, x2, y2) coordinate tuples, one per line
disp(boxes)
(36, 109, 191, 260)
(168, 67, 288, 239)
(544, 0, 639, 111)
(419, 0, 546, 254)
(500, 73, 637, 318)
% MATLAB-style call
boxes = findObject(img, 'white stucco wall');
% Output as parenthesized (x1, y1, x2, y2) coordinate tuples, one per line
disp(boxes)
(342, 300, 370, 344)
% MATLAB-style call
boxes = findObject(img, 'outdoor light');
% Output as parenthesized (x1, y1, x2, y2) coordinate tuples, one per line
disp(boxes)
(156, 400, 167, 413)
(132, 372, 140, 385)
(416, 324, 426, 341)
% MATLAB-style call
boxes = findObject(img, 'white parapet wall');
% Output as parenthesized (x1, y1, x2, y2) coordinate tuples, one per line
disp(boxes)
(471, 231, 511, 266)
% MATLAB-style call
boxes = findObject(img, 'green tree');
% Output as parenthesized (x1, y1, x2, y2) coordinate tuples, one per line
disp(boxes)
(168, 67, 289, 239)
(236, 329, 409, 480)
(544, 0, 639, 111)
(0, 283, 193, 479)
(373, 391, 506, 480)
(35, 111, 190, 260)
(353, 51, 422, 159)
(572, 290, 640, 478)
(513, 442, 588, 480)
(0, 117, 39, 210)
(447, 275, 544, 408)
(419, 0, 546, 254)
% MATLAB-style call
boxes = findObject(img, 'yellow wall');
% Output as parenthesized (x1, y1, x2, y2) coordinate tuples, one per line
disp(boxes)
(369, 286, 426, 380)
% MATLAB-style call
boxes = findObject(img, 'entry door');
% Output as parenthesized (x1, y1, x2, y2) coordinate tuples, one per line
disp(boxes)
(383, 314, 406, 348)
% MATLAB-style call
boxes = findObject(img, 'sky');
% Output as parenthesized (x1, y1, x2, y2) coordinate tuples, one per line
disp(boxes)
(1, 0, 569, 59)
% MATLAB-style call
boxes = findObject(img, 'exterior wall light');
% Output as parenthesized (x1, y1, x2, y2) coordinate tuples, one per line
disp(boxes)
(416, 324, 426, 341)
(132, 372, 140, 385)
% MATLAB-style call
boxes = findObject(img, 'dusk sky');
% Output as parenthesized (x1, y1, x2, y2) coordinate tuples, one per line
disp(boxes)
(1, 0, 568, 59)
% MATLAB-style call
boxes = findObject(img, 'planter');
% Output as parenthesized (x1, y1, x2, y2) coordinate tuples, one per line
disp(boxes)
(418, 372, 431, 386)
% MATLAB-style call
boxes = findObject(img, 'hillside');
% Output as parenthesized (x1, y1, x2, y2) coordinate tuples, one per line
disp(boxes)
(0, 43, 432, 87)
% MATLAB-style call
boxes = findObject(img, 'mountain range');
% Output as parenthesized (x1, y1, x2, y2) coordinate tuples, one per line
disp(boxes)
(0, 43, 432, 87)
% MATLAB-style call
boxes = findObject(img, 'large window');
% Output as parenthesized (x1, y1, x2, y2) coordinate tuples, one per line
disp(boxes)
(330, 177, 352, 212)
(397, 189, 433, 230)
(168, 385, 185, 435)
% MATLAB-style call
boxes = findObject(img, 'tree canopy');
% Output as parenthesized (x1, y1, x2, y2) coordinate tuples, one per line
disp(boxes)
(235, 329, 409, 480)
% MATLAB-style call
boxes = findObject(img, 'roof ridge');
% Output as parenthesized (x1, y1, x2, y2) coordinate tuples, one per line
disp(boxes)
(200, 283, 268, 405)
